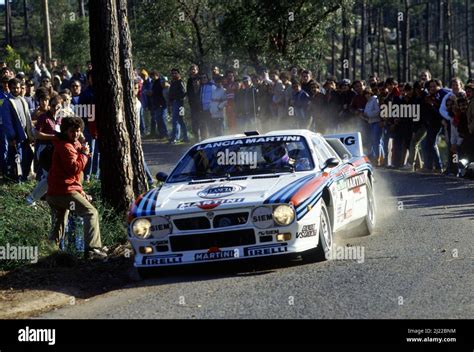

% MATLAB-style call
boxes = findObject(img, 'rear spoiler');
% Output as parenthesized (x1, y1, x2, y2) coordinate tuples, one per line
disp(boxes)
(323, 132, 364, 157)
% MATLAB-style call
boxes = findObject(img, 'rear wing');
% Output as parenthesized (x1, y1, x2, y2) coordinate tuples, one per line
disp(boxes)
(323, 132, 364, 157)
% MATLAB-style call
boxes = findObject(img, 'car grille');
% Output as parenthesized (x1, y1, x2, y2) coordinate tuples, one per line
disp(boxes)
(213, 212, 248, 228)
(174, 217, 210, 230)
(169, 229, 256, 251)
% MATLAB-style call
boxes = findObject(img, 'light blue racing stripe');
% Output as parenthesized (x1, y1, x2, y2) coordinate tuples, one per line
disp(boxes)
(144, 188, 160, 216)
(295, 180, 335, 218)
(295, 164, 372, 221)
(296, 179, 336, 220)
(137, 189, 158, 217)
(264, 174, 314, 204)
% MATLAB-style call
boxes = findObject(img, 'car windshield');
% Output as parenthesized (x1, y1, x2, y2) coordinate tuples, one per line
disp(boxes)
(167, 135, 315, 183)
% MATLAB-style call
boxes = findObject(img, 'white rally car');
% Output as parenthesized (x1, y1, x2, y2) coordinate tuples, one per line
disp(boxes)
(127, 130, 375, 276)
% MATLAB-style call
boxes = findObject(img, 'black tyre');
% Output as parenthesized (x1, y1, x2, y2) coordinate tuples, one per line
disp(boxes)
(302, 201, 333, 263)
(353, 179, 376, 236)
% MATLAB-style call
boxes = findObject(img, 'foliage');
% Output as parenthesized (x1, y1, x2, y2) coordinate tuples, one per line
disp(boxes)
(0, 180, 127, 271)
(57, 17, 90, 68)
(127, 0, 472, 81)
(5, 0, 90, 70)
(129, 0, 353, 75)
(3, 45, 30, 73)
(1, 0, 472, 81)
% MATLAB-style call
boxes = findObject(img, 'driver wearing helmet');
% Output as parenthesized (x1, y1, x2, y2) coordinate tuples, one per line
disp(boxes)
(261, 143, 293, 168)
(288, 146, 312, 171)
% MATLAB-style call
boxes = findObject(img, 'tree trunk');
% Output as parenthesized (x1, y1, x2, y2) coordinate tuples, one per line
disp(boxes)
(117, 0, 148, 197)
(42, 0, 52, 61)
(331, 30, 335, 76)
(442, 0, 449, 83)
(352, 15, 357, 81)
(89, 0, 136, 211)
(360, 0, 367, 80)
(23, 0, 29, 36)
(447, 0, 454, 81)
(376, 8, 381, 76)
(466, 0, 472, 78)
(396, 6, 401, 82)
(402, 0, 409, 82)
(382, 15, 392, 77)
(437, 0, 442, 66)
(369, 5, 374, 75)
(425, 2, 430, 58)
(78, 0, 86, 17)
(5, 0, 12, 46)
(341, 7, 348, 78)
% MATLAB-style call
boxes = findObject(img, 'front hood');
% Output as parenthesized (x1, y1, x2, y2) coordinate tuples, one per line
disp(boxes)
(129, 172, 316, 218)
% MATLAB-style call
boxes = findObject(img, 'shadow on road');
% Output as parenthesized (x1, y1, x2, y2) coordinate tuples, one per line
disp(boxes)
(375, 169, 474, 220)
(133, 254, 311, 284)
(0, 249, 318, 306)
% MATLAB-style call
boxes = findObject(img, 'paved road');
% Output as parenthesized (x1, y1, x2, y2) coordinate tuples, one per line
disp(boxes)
(40, 140, 474, 319)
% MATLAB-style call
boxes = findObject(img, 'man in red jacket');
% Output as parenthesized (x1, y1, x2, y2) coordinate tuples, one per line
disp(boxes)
(46, 116, 106, 259)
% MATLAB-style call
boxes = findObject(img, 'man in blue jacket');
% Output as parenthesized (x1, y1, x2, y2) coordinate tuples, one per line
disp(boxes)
(0, 75, 10, 178)
(2, 78, 35, 181)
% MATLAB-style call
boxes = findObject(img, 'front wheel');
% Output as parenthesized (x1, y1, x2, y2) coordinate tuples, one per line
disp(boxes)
(302, 201, 333, 263)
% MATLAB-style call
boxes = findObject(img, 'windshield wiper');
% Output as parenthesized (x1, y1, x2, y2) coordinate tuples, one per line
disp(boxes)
(171, 171, 233, 181)
(240, 164, 295, 176)
(191, 172, 232, 181)
(267, 164, 295, 173)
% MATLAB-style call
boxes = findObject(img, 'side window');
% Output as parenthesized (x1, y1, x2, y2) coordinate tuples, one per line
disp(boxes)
(321, 139, 342, 162)
(311, 137, 327, 167)
(312, 137, 330, 160)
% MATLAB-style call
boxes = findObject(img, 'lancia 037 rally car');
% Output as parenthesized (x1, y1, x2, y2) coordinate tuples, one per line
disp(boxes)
(127, 130, 375, 276)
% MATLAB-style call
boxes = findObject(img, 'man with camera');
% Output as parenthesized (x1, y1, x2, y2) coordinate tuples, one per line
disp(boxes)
(46, 116, 107, 259)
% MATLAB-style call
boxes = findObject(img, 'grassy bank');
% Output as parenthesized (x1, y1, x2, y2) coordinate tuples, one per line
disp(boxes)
(0, 180, 128, 270)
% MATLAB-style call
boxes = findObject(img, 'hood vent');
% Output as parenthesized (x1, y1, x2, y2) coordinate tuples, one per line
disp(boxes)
(188, 179, 217, 184)
(251, 175, 281, 179)
(228, 177, 247, 181)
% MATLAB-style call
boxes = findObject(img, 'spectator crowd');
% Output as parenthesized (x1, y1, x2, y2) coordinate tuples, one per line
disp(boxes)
(136, 65, 474, 176)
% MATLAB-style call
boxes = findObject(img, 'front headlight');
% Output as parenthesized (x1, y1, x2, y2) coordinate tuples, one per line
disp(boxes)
(132, 218, 152, 238)
(273, 204, 295, 226)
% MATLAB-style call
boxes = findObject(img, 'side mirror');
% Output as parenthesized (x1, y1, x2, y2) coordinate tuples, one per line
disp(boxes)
(321, 157, 339, 171)
(156, 172, 168, 182)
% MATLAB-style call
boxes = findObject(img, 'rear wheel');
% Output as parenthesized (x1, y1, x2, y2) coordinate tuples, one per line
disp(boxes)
(353, 179, 376, 236)
(302, 201, 333, 263)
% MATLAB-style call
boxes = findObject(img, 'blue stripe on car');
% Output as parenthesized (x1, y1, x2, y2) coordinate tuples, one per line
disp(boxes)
(264, 174, 314, 204)
(295, 164, 372, 221)
(144, 188, 160, 215)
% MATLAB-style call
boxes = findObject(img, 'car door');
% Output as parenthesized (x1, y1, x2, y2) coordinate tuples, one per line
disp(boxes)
(311, 137, 349, 231)
(321, 136, 369, 225)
